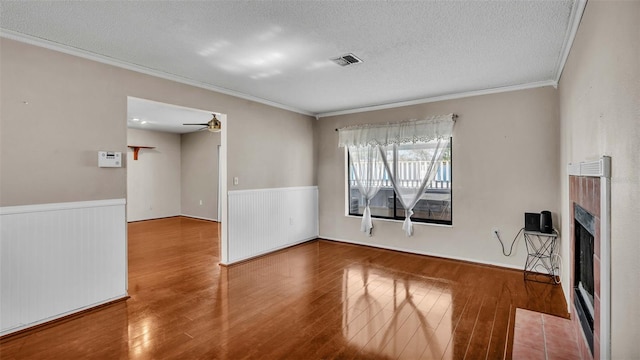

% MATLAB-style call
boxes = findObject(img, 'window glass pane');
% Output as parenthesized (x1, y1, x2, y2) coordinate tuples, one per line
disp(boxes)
(347, 138, 452, 225)
(349, 187, 395, 217)
(407, 141, 451, 223)
(348, 148, 391, 216)
(412, 188, 451, 222)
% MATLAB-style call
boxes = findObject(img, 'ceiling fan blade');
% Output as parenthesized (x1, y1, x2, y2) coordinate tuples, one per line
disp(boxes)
(183, 123, 209, 126)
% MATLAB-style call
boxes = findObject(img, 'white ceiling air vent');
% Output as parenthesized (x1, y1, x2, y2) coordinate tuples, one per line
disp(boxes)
(330, 53, 363, 67)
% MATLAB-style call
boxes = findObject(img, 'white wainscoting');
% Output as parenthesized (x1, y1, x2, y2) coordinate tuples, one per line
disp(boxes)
(0, 199, 127, 336)
(227, 186, 318, 263)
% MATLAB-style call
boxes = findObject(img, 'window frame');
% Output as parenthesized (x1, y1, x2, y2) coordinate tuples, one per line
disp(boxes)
(346, 138, 453, 226)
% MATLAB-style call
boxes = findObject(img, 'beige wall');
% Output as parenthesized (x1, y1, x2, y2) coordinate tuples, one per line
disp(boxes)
(181, 131, 221, 220)
(317, 86, 560, 269)
(126, 129, 181, 222)
(226, 102, 315, 190)
(127, 128, 220, 222)
(0, 38, 316, 207)
(558, 1, 640, 357)
(0, 40, 126, 205)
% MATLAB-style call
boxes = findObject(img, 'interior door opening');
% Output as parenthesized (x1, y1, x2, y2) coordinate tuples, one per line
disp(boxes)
(125, 96, 228, 265)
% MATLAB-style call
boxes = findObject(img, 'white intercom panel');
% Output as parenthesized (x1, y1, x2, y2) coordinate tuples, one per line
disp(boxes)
(98, 151, 122, 167)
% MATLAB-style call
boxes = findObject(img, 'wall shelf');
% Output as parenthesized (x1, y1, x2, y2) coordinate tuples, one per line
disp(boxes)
(128, 146, 155, 160)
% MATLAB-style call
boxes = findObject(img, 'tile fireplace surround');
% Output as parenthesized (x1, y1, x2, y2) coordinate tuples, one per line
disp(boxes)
(568, 157, 611, 360)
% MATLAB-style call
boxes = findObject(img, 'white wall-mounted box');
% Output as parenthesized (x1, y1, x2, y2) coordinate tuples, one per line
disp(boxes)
(98, 151, 122, 167)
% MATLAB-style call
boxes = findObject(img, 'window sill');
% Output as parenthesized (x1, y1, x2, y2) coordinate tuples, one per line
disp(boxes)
(345, 214, 452, 228)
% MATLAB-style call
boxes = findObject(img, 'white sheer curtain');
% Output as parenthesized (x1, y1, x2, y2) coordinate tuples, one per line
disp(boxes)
(348, 146, 385, 235)
(339, 114, 455, 237)
(379, 139, 449, 236)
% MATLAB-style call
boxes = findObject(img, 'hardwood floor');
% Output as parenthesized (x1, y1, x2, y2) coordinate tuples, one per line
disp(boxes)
(0, 217, 568, 359)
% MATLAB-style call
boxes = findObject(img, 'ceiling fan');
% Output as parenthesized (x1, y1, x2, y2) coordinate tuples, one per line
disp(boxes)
(183, 114, 221, 132)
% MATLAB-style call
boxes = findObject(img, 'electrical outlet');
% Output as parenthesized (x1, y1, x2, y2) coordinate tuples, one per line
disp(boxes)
(233, 177, 239, 185)
(199, 200, 203, 205)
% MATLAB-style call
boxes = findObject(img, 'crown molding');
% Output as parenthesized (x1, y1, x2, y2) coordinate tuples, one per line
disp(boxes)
(554, 0, 587, 83)
(317, 80, 557, 118)
(3, 2, 583, 121)
(0, 30, 314, 117)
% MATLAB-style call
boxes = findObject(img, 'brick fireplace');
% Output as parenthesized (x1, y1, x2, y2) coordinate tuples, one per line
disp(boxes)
(568, 157, 610, 360)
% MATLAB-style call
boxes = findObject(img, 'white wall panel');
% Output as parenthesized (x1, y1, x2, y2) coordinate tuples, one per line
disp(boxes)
(0, 199, 127, 335)
(227, 187, 318, 263)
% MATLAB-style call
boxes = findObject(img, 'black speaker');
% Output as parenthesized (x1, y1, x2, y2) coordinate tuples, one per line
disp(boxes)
(525, 213, 541, 232)
(540, 210, 553, 233)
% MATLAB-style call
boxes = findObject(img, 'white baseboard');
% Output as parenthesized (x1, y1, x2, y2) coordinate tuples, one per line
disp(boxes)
(0, 294, 128, 337)
(127, 215, 175, 223)
(180, 214, 218, 222)
(318, 235, 525, 271)
(221, 235, 317, 266)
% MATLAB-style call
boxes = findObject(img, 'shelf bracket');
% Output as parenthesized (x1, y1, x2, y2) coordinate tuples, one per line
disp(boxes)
(128, 146, 155, 160)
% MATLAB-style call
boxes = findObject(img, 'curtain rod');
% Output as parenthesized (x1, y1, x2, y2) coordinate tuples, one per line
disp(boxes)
(335, 114, 458, 131)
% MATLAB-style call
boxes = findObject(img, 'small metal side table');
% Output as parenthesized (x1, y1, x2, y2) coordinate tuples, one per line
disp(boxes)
(523, 229, 560, 284)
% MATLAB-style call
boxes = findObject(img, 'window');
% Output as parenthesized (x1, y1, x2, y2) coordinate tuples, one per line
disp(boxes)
(348, 139, 452, 225)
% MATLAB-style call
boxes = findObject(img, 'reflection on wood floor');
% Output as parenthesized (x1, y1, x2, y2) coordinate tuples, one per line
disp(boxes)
(0, 217, 568, 359)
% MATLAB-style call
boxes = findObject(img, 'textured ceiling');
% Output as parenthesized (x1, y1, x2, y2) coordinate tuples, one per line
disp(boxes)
(0, 1, 581, 116)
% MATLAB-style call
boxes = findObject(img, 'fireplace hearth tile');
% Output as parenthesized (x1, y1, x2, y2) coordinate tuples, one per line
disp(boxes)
(514, 326, 545, 351)
(515, 308, 543, 327)
(544, 318, 576, 337)
(545, 327, 580, 359)
(512, 344, 546, 360)
(514, 308, 583, 360)
(572, 307, 593, 360)
(547, 346, 583, 360)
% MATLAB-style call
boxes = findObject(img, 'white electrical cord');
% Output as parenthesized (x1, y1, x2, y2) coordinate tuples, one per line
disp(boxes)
(551, 253, 563, 284)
